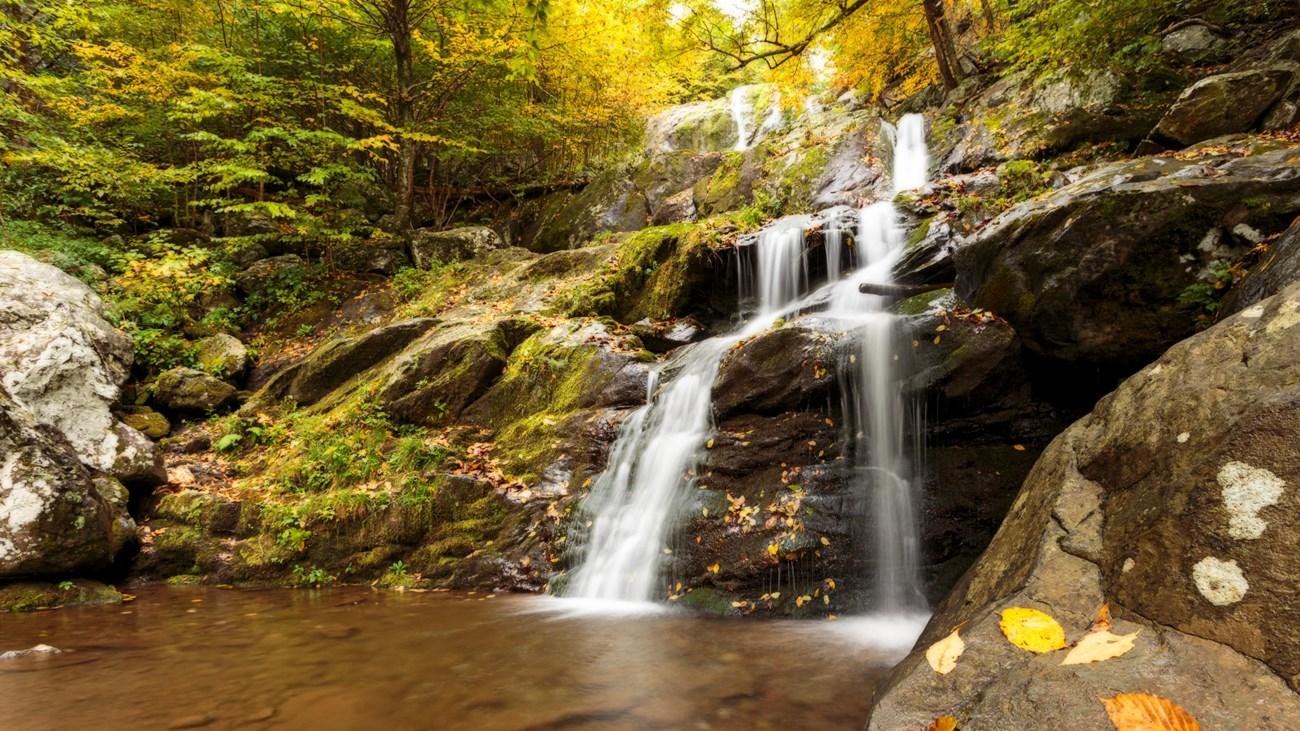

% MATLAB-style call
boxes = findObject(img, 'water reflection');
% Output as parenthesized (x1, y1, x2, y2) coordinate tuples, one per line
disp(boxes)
(0, 587, 912, 730)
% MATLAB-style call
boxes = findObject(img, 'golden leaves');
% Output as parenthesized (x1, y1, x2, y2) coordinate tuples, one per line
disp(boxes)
(925, 628, 965, 675)
(999, 607, 1067, 653)
(706, 563, 720, 574)
(1101, 693, 1200, 731)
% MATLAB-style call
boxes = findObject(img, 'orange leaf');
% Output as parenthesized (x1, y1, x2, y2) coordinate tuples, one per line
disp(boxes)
(1101, 692, 1200, 731)
(1093, 603, 1113, 632)
(926, 715, 959, 731)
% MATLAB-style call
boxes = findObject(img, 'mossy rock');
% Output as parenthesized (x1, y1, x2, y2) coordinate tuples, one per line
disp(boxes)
(0, 580, 123, 612)
(677, 586, 740, 616)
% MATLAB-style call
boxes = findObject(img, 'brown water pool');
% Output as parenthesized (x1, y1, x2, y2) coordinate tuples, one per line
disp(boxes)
(0, 586, 924, 730)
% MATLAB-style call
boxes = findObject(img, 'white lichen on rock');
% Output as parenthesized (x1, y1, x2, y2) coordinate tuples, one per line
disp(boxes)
(1192, 556, 1248, 606)
(1218, 461, 1284, 540)
(1122, 557, 1136, 573)
(1176, 432, 1190, 443)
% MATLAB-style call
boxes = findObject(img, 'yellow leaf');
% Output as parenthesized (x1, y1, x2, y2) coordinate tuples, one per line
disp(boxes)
(998, 607, 1067, 653)
(705, 438, 715, 449)
(820, 536, 831, 546)
(925, 628, 965, 674)
(1013, 444, 1027, 452)
(1101, 692, 1200, 731)
(926, 715, 959, 731)
(1062, 630, 1139, 665)
(707, 563, 720, 574)
(767, 543, 779, 556)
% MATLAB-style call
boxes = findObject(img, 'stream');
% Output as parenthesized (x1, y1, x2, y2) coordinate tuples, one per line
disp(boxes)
(0, 586, 919, 730)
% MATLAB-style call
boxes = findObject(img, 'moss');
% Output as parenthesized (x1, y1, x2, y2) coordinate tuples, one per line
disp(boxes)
(678, 586, 739, 615)
(906, 217, 934, 249)
(894, 288, 952, 316)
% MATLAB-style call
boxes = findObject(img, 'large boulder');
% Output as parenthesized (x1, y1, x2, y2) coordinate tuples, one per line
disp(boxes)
(1150, 67, 1296, 147)
(409, 226, 506, 268)
(712, 324, 840, 418)
(0, 250, 160, 483)
(955, 143, 1300, 374)
(253, 318, 438, 408)
(0, 387, 123, 579)
(234, 254, 306, 298)
(868, 283, 1300, 730)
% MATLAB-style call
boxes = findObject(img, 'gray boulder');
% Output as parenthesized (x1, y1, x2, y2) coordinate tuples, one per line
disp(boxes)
(0, 250, 160, 483)
(409, 226, 506, 268)
(1223, 218, 1300, 315)
(868, 282, 1300, 729)
(234, 254, 306, 297)
(0, 387, 122, 579)
(1160, 22, 1227, 64)
(1151, 67, 1295, 147)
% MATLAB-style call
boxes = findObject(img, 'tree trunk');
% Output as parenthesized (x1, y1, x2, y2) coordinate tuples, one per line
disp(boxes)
(921, 0, 962, 90)
(389, 1, 417, 232)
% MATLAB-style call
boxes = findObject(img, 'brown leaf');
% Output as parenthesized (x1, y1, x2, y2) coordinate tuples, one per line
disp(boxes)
(1101, 692, 1200, 730)
(1093, 603, 1113, 632)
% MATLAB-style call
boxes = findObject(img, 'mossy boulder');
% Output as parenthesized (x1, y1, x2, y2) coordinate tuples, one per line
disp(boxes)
(120, 405, 171, 439)
(409, 226, 505, 268)
(1151, 66, 1295, 147)
(152, 367, 237, 412)
(195, 333, 249, 381)
(0, 580, 123, 612)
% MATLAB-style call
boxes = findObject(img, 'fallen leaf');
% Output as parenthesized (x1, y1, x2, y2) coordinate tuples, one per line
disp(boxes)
(926, 715, 959, 731)
(1062, 629, 1139, 665)
(707, 563, 720, 574)
(705, 438, 715, 449)
(767, 543, 779, 556)
(926, 628, 965, 674)
(1101, 692, 1200, 730)
(819, 536, 831, 546)
(1092, 603, 1113, 632)
(999, 607, 1067, 653)
(1012, 444, 1026, 452)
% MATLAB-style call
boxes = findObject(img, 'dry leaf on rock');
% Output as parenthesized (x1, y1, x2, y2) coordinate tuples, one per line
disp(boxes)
(1101, 692, 1200, 730)
(999, 607, 1067, 653)
(1063, 630, 1139, 665)
(926, 628, 965, 674)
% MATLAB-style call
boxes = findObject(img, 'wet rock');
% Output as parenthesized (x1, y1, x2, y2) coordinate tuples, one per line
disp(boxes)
(712, 325, 840, 418)
(1150, 67, 1295, 147)
(252, 318, 437, 408)
(120, 406, 171, 439)
(234, 254, 306, 297)
(0, 250, 161, 483)
(0, 387, 124, 579)
(409, 226, 505, 268)
(93, 475, 138, 555)
(194, 333, 249, 382)
(629, 318, 708, 353)
(1222, 217, 1300, 315)
(0, 644, 61, 659)
(955, 144, 1300, 373)
(868, 282, 1300, 729)
(152, 368, 237, 412)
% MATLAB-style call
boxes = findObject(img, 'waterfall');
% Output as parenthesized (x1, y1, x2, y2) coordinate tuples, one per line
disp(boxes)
(566, 218, 809, 603)
(730, 87, 752, 152)
(566, 113, 931, 612)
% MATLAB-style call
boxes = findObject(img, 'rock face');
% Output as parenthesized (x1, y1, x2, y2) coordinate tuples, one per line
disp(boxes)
(0, 250, 160, 483)
(1151, 67, 1296, 147)
(409, 226, 506, 268)
(868, 283, 1300, 730)
(956, 143, 1300, 374)
(0, 387, 123, 579)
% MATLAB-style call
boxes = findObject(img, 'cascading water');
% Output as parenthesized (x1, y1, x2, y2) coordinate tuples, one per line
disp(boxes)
(566, 113, 932, 614)
(566, 218, 811, 603)
(730, 87, 752, 152)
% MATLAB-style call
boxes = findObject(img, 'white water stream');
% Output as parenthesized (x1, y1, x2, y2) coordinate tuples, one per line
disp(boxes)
(566, 114, 931, 615)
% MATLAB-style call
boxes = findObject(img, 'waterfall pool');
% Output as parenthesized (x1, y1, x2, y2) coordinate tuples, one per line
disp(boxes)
(0, 586, 923, 730)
